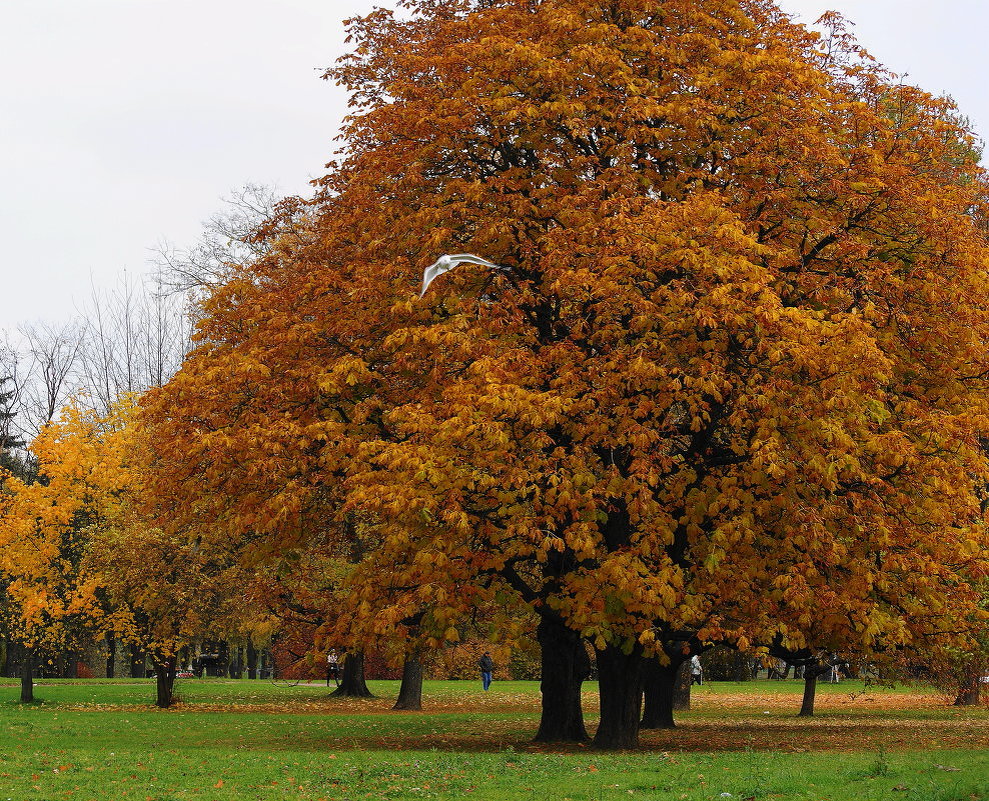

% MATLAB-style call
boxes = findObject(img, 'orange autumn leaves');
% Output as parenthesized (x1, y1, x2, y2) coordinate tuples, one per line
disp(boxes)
(6, 0, 989, 677)
(137, 0, 989, 665)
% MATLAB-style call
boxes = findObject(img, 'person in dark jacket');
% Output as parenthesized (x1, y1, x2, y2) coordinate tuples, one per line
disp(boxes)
(479, 652, 494, 691)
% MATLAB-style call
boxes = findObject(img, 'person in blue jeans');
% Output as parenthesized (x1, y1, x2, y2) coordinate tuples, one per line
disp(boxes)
(479, 652, 494, 691)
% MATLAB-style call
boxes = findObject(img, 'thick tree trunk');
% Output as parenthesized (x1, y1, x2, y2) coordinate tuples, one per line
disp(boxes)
(154, 655, 177, 708)
(593, 643, 644, 749)
(641, 657, 686, 729)
(20, 648, 34, 704)
(246, 639, 258, 680)
(954, 679, 982, 706)
(130, 644, 146, 678)
(330, 652, 374, 698)
(105, 634, 115, 679)
(673, 660, 692, 711)
(393, 655, 424, 710)
(533, 615, 590, 743)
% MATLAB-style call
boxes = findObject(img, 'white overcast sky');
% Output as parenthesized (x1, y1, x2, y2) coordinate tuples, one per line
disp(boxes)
(2, 0, 987, 336)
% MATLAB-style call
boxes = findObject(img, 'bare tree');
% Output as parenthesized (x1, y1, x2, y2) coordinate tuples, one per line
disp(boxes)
(18, 320, 86, 436)
(140, 270, 194, 390)
(5, 185, 288, 430)
(154, 183, 285, 295)
(0, 343, 26, 459)
(78, 271, 191, 415)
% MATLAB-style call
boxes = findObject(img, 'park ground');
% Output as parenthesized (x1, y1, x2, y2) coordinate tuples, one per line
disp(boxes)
(0, 678, 986, 800)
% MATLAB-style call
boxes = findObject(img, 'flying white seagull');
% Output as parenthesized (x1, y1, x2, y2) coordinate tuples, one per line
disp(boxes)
(419, 253, 507, 297)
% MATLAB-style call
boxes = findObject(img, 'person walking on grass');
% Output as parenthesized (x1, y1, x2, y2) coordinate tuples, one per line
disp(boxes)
(479, 652, 494, 691)
(326, 650, 340, 687)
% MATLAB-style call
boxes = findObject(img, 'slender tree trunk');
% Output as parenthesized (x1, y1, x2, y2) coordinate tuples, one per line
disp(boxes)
(154, 655, 177, 708)
(593, 643, 644, 749)
(393, 655, 424, 710)
(799, 668, 821, 716)
(130, 644, 146, 678)
(246, 639, 257, 680)
(641, 657, 686, 729)
(20, 648, 34, 704)
(533, 615, 590, 742)
(105, 634, 115, 679)
(62, 649, 78, 679)
(330, 652, 374, 698)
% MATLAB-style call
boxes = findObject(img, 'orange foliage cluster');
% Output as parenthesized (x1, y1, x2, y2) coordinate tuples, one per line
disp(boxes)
(3, 0, 989, 729)
(142, 0, 989, 677)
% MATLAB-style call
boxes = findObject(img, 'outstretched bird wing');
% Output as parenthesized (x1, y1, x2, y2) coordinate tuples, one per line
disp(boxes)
(420, 253, 504, 297)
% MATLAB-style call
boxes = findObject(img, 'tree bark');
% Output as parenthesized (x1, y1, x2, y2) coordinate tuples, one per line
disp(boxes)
(393, 655, 424, 710)
(154, 655, 177, 708)
(593, 643, 644, 749)
(229, 646, 244, 679)
(62, 649, 78, 679)
(330, 651, 374, 698)
(105, 634, 115, 679)
(799, 664, 827, 716)
(673, 659, 692, 711)
(533, 615, 590, 742)
(734, 652, 752, 681)
(20, 648, 34, 704)
(641, 656, 686, 729)
(246, 639, 258, 680)
(954, 680, 982, 706)
(130, 644, 146, 678)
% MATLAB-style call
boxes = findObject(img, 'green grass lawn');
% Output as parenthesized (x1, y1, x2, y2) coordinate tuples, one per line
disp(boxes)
(0, 678, 984, 800)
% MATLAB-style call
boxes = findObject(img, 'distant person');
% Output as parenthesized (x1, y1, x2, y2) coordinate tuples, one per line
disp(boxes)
(479, 652, 494, 691)
(326, 651, 340, 687)
(828, 654, 842, 684)
(690, 655, 703, 685)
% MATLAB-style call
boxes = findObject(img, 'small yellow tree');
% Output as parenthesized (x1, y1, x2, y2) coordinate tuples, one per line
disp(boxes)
(0, 403, 106, 701)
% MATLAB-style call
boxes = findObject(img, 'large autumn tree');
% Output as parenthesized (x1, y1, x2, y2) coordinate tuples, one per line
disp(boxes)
(141, 0, 989, 748)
